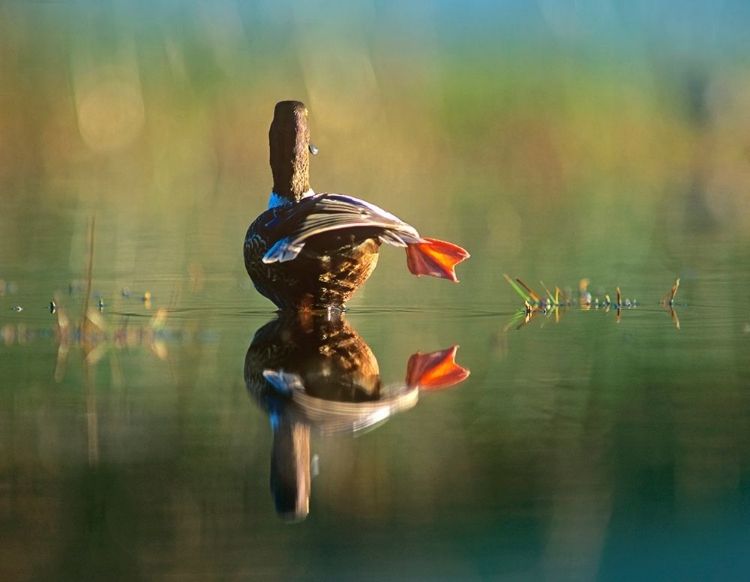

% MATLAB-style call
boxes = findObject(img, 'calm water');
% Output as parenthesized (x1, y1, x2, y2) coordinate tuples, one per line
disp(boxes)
(3, 2, 750, 581)
(2, 189, 749, 581)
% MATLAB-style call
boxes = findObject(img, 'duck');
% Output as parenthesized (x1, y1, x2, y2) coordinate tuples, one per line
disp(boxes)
(244, 100, 470, 311)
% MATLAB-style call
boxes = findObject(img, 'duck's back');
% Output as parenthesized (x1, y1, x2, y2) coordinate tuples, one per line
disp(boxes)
(243, 204, 381, 310)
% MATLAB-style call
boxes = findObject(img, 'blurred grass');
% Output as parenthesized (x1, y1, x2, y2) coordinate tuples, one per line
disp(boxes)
(2, 2, 749, 203)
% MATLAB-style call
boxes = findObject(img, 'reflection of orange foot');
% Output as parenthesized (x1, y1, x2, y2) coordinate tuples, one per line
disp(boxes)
(406, 345, 470, 390)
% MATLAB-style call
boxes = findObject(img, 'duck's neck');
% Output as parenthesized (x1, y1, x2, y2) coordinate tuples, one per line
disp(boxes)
(269, 101, 311, 204)
(268, 188, 314, 209)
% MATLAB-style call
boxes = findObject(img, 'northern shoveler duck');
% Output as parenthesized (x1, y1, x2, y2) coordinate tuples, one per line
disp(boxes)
(244, 100, 470, 310)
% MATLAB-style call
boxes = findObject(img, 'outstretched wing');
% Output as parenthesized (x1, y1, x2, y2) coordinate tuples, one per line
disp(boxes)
(262, 193, 421, 264)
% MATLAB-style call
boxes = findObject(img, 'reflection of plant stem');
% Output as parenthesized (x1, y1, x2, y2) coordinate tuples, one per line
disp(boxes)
(82, 215, 95, 321)
(54, 292, 70, 382)
(82, 215, 100, 464)
(85, 361, 99, 465)
(45, 214, 166, 455)
(666, 306, 681, 329)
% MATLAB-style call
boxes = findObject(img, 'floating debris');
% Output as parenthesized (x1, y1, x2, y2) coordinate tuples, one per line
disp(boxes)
(143, 291, 152, 309)
(121, 287, 131, 298)
(11, 306, 23, 312)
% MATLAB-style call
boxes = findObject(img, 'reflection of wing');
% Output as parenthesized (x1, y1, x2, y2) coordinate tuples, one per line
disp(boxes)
(289, 385, 419, 435)
(263, 369, 304, 395)
(263, 193, 421, 263)
(261, 365, 419, 435)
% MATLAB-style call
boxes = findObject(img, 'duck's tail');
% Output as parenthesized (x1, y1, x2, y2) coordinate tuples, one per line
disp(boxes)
(405, 237, 470, 282)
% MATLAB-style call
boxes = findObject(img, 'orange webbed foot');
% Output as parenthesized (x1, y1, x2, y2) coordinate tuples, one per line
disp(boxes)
(406, 237, 470, 282)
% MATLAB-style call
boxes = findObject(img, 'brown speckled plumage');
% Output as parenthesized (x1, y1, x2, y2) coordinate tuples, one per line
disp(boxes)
(244, 203, 383, 310)
(244, 312, 381, 405)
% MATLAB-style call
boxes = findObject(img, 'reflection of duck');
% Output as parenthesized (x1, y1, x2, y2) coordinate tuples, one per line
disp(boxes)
(243, 101, 470, 310)
(244, 312, 469, 522)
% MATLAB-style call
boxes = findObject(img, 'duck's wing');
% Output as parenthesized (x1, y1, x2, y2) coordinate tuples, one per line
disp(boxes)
(262, 193, 421, 264)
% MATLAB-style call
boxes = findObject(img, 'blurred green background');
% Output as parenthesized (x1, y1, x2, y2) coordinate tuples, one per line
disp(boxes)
(2, 1, 750, 581)
(2, 0, 749, 301)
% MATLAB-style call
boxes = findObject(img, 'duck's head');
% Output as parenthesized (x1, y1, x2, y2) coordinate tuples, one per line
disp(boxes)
(269, 100, 315, 203)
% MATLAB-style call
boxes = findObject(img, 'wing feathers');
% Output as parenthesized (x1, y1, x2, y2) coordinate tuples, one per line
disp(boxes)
(262, 193, 420, 264)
